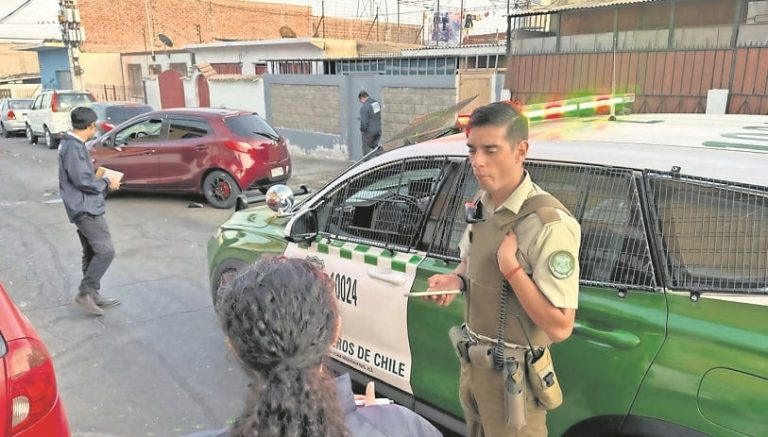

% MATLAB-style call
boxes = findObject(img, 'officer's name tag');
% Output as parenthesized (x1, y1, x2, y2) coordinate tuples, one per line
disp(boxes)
(371, 102, 381, 113)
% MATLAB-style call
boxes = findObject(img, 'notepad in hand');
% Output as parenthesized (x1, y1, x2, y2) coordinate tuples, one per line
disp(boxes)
(95, 166, 124, 183)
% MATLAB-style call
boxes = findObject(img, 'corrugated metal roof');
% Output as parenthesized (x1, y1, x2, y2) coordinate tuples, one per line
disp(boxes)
(509, 0, 663, 17)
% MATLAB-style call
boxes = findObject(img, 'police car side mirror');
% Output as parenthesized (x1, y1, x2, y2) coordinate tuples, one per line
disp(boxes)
(287, 209, 319, 243)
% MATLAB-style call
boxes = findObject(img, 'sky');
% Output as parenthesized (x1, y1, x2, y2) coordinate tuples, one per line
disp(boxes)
(0, 0, 516, 42)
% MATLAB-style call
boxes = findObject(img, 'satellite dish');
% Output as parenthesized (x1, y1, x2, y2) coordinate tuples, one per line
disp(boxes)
(158, 33, 174, 48)
(279, 26, 297, 38)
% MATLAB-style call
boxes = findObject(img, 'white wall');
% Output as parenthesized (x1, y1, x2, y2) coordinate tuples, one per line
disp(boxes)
(208, 80, 266, 116)
(122, 52, 194, 79)
(144, 78, 161, 110)
(183, 78, 198, 108)
(190, 44, 325, 75)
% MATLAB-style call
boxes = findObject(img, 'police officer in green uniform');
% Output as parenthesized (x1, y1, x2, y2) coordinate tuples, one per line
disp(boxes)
(427, 102, 581, 437)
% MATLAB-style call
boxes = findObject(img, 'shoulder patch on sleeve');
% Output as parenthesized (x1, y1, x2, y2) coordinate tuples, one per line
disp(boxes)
(548, 250, 575, 279)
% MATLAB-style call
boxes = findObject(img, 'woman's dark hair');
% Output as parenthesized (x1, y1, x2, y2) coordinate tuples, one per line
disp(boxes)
(215, 257, 348, 437)
(469, 101, 529, 145)
(70, 106, 97, 130)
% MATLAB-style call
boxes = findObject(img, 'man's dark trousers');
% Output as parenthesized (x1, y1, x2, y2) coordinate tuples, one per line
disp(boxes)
(74, 214, 114, 296)
(362, 133, 380, 156)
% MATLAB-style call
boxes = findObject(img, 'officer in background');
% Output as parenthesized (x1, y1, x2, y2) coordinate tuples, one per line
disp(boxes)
(427, 102, 581, 436)
(358, 90, 382, 156)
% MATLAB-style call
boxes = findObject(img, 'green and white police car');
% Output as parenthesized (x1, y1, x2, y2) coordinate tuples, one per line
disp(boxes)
(207, 101, 768, 436)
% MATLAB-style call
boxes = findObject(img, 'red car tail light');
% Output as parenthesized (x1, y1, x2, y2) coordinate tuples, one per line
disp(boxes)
(100, 121, 115, 133)
(225, 139, 263, 153)
(6, 337, 58, 435)
(51, 93, 59, 113)
(7, 110, 16, 120)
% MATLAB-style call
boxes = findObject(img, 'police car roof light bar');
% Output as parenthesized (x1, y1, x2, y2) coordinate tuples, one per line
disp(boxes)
(455, 94, 636, 130)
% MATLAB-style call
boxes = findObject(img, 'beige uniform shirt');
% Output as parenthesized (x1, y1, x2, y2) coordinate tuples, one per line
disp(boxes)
(459, 172, 581, 309)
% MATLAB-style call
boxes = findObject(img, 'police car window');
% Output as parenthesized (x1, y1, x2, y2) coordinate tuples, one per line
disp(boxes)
(648, 173, 768, 293)
(528, 163, 657, 290)
(424, 160, 658, 290)
(317, 157, 450, 250)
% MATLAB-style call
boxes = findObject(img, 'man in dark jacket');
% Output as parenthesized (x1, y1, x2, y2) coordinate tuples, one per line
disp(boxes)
(59, 106, 121, 316)
(358, 90, 382, 156)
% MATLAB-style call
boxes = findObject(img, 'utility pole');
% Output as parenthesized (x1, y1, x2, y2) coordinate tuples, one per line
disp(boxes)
(459, 0, 464, 47)
(58, 0, 85, 91)
(397, 0, 400, 42)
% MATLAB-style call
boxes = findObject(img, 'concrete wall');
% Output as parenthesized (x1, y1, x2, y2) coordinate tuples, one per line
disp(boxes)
(145, 78, 160, 110)
(209, 79, 266, 115)
(38, 48, 70, 89)
(263, 74, 456, 162)
(121, 52, 194, 80)
(190, 43, 325, 76)
(382, 87, 456, 138)
(0, 44, 39, 79)
(80, 52, 123, 90)
(0, 84, 41, 99)
(270, 84, 341, 135)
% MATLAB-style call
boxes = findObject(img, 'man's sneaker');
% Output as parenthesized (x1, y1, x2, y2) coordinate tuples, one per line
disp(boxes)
(94, 294, 121, 308)
(74, 293, 104, 316)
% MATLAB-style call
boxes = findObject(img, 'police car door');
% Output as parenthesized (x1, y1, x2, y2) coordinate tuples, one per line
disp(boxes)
(284, 156, 453, 398)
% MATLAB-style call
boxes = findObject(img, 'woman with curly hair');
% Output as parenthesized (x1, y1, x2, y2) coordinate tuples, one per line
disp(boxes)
(188, 257, 442, 437)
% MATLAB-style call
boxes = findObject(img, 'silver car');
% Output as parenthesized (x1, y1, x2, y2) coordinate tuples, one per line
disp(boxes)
(0, 98, 33, 138)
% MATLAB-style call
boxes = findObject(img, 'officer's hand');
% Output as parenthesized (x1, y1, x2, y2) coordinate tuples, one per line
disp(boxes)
(425, 273, 461, 307)
(497, 230, 520, 276)
(106, 175, 121, 191)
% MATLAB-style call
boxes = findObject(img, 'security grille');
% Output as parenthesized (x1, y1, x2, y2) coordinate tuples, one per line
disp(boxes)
(318, 157, 451, 251)
(647, 172, 768, 293)
(424, 161, 658, 290)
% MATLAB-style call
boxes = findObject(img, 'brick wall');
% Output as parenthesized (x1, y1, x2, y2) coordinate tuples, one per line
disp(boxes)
(78, 0, 422, 53)
(270, 84, 340, 134)
(79, 0, 312, 52)
(312, 17, 423, 44)
(381, 87, 456, 139)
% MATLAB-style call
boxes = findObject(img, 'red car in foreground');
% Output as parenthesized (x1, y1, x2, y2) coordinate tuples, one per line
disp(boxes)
(0, 284, 70, 437)
(90, 108, 292, 208)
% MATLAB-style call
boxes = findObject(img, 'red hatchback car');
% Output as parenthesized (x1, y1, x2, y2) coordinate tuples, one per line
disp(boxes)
(90, 108, 292, 208)
(1, 284, 70, 437)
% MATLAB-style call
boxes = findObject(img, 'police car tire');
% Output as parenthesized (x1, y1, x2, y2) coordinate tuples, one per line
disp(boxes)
(1, 123, 10, 138)
(211, 258, 248, 302)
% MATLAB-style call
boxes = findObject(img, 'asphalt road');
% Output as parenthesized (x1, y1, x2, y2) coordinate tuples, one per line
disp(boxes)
(0, 134, 349, 437)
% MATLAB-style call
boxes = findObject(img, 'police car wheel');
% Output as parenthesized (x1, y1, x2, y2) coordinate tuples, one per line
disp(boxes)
(1, 123, 9, 138)
(211, 259, 248, 302)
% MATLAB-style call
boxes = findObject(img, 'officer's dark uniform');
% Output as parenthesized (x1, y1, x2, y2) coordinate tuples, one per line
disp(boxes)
(457, 172, 581, 437)
(359, 97, 382, 155)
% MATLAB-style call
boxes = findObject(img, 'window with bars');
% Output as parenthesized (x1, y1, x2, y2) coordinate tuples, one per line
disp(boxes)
(648, 173, 768, 293)
(423, 161, 658, 290)
(317, 157, 452, 251)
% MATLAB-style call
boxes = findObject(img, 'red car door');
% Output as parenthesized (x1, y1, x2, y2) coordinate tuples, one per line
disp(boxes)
(92, 117, 167, 189)
(151, 116, 214, 190)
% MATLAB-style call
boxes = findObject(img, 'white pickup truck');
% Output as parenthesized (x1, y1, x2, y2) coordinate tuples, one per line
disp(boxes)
(26, 90, 95, 149)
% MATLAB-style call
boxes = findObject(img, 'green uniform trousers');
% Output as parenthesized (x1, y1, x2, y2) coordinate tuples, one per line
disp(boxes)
(459, 348, 548, 437)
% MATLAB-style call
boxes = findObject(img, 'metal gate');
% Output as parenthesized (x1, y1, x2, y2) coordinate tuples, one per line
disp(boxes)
(158, 70, 185, 109)
(197, 75, 210, 108)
